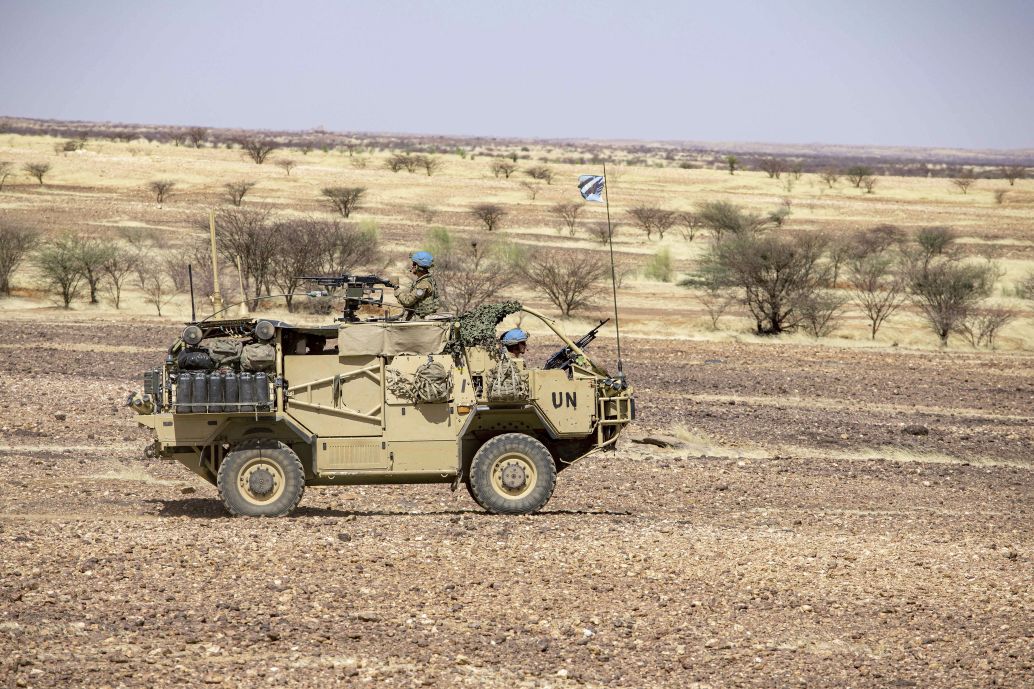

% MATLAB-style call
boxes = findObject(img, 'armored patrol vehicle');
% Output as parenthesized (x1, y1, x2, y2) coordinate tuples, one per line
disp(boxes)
(130, 283, 634, 517)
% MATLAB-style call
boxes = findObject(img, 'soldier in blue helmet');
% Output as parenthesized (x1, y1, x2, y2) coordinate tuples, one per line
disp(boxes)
(500, 328, 529, 358)
(395, 251, 441, 319)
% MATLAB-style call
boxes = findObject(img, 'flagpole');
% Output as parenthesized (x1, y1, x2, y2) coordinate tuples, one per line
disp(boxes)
(602, 161, 623, 375)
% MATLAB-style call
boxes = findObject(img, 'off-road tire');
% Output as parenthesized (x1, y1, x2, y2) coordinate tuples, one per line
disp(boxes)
(468, 433, 557, 515)
(217, 442, 305, 517)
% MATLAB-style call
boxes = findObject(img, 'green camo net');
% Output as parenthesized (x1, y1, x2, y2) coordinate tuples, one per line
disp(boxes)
(447, 300, 522, 354)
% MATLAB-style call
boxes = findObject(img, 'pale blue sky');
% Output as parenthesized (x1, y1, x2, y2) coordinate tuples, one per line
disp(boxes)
(1, 0, 1032, 149)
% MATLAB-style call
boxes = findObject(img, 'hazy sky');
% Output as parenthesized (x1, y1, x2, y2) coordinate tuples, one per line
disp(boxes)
(1, 0, 1032, 149)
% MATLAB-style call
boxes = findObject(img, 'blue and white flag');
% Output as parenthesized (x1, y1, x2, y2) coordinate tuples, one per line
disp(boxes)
(578, 175, 605, 202)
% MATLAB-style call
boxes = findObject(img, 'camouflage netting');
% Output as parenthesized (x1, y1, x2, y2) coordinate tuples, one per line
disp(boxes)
(447, 300, 522, 354)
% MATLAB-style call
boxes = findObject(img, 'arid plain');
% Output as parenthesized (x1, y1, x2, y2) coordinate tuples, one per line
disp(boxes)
(1, 125, 1032, 688)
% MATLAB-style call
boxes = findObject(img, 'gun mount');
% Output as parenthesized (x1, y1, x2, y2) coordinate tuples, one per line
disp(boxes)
(301, 274, 398, 322)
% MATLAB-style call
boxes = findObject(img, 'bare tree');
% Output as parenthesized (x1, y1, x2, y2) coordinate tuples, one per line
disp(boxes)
(525, 165, 554, 184)
(824, 234, 854, 288)
(956, 307, 1016, 349)
(0, 162, 12, 192)
(148, 180, 175, 208)
(101, 244, 139, 309)
(518, 250, 606, 316)
(34, 235, 84, 307)
(687, 263, 738, 330)
(187, 127, 208, 148)
(819, 169, 840, 188)
(550, 202, 582, 236)
(1020, 271, 1034, 302)
(627, 206, 677, 240)
(321, 186, 367, 218)
(24, 162, 51, 185)
(140, 272, 178, 316)
(853, 224, 904, 256)
(276, 159, 297, 176)
(999, 165, 1025, 186)
(519, 181, 541, 200)
(431, 231, 516, 313)
(238, 138, 278, 164)
(676, 212, 701, 241)
(491, 160, 518, 178)
(587, 221, 619, 245)
(950, 170, 976, 194)
(0, 225, 39, 295)
(798, 290, 847, 338)
(75, 238, 116, 304)
(757, 157, 786, 179)
(845, 165, 874, 188)
(912, 226, 956, 270)
(713, 232, 829, 335)
(206, 207, 280, 305)
(266, 216, 381, 308)
(385, 154, 409, 173)
(470, 203, 507, 232)
(994, 189, 1008, 205)
(224, 180, 257, 207)
(861, 176, 878, 194)
(695, 201, 769, 243)
(907, 258, 996, 346)
(419, 156, 444, 176)
(847, 252, 906, 340)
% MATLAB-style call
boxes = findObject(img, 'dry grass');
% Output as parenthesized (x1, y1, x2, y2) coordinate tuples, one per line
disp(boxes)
(1, 132, 1032, 351)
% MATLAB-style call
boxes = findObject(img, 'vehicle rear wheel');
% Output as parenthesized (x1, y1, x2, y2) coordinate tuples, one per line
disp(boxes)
(468, 433, 557, 515)
(217, 443, 305, 517)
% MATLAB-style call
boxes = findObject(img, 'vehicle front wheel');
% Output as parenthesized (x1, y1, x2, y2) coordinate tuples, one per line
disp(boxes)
(217, 443, 305, 517)
(468, 433, 557, 515)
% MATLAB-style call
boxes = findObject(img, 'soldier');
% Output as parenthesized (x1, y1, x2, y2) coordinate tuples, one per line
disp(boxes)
(500, 328, 529, 358)
(394, 251, 441, 320)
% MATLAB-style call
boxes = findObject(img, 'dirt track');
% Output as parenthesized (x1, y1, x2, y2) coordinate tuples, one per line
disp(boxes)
(1, 318, 1032, 688)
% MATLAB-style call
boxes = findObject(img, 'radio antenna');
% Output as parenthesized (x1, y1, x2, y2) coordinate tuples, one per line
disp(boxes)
(187, 264, 197, 322)
(602, 161, 623, 374)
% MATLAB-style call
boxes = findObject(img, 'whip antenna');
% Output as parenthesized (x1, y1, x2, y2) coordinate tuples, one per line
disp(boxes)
(577, 164, 623, 375)
(602, 162, 623, 374)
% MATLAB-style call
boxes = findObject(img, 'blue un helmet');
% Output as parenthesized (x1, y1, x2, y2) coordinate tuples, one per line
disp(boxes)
(501, 328, 529, 346)
(411, 251, 434, 268)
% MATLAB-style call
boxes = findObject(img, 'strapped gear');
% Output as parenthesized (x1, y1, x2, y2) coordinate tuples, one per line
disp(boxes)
(487, 351, 530, 401)
(386, 358, 452, 403)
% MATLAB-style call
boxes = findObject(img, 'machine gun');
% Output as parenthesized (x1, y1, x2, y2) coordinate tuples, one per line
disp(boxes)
(544, 318, 610, 371)
(301, 274, 398, 322)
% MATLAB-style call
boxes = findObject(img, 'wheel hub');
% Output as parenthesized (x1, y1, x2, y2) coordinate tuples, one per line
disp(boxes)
(248, 467, 275, 496)
(500, 462, 527, 490)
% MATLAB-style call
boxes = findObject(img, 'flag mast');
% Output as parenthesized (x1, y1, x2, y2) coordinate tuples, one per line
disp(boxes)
(602, 161, 623, 376)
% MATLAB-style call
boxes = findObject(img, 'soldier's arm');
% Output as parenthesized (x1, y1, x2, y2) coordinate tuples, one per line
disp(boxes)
(394, 278, 429, 308)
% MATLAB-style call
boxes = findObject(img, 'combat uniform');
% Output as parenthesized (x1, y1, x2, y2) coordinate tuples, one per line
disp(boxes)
(395, 272, 441, 319)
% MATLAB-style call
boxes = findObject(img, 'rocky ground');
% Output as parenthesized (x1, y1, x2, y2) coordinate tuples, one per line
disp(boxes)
(1, 317, 1032, 688)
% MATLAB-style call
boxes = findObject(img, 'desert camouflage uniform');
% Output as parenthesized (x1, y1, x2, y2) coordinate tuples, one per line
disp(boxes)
(395, 272, 441, 319)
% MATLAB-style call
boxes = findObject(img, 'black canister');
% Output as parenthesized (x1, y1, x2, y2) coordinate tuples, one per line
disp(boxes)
(207, 372, 225, 413)
(254, 372, 270, 410)
(192, 372, 208, 413)
(223, 372, 239, 412)
(238, 372, 255, 412)
(176, 372, 192, 413)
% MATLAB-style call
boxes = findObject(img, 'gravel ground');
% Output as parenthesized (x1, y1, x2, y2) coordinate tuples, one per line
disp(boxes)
(1, 318, 1032, 688)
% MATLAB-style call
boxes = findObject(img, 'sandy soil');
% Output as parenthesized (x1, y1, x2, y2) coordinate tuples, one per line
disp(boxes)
(1, 318, 1031, 688)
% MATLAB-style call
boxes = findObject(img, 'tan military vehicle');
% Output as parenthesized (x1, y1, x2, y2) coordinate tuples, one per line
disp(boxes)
(130, 293, 634, 517)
